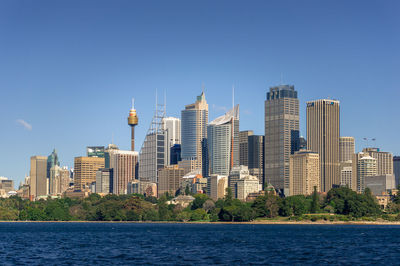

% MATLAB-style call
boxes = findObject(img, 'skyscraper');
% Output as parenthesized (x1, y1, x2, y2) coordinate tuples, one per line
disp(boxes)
(162, 117, 181, 165)
(74, 157, 105, 191)
(108, 150, 139, 194)
(158, 165, 185, 196)
(47, 149, 59, 181)
(181, 92, 208, 171)
(139, 100, 167, 183)
(339, 137, 355, 163)
(362, 148, 393, 175)
(248, 135, 264, 186)
(207, 105, 239, 176)
(394, 156, 400, 186)
(239, 130, 253, 166)
(264, 85, 299, 195)
(29, 156, 48, 198)
(357, 155, 377, 193)
(307, 99, 340, 192)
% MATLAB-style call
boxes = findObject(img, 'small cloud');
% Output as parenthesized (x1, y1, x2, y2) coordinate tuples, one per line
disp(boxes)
(16, 119, 32, 131)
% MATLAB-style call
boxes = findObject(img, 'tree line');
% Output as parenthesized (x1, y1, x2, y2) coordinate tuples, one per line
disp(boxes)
(0, 187, 396, 222)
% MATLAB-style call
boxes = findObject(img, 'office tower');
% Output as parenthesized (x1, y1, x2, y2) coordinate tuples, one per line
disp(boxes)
(207, 175, 228, 201)
(47, 149, 60, 181)
(239, 130, 253, 166)
(162, 117, 181, 165)
(307, 99, 340, 192)
(108, 150, 139, 194)
(127, 98, 139, 151)
(0, 178, 14, 193)
(340, 165, 353, 188)
(181, 92, 208, 171)
(87, 146, 105, 158)
(339, 137, 355, 163)
(365, 174, 396, 196)
(96, 168, 113, 194)
(289, 150, 320, 196)
(139, 100, 167, 183)
(49, 166, 69, 195)
(170, 144, 182, 165)
(357, 155, 377, 193)
(158, 165, 185, 196)
(207, 105, 240, 176)
(394, 156, 400, 186)
(74, 157, 105, 191)
(30, 156, 48, 198)
(362, 148, 393, 175)
(248, 135, 264, 186)
(105, 143, 119, 168)
(265, 85, 299, 195)
(201, 138, 209, 177)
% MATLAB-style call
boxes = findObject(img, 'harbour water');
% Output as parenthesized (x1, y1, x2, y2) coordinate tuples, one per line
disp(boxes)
(1, 222, 399, 265)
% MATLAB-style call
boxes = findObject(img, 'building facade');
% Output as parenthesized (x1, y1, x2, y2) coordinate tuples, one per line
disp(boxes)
(207, 175, 228, 201)
(181, 92, 208, 171)
(109, 150, 139, 194)
(207, 105, 239, 176)
(265, 85, 299, 195)
(239, 130, 253, 167)
(289, 150, 320, 196)
(157, 165, 185, 196)
(307, 99, 340, 192)
(394, 156, 400, 187)
(248, 135, 264, 186)
(30, 156, 48, 198)
(357, 155, 377, 193)
(339, 137, 355, 163)
(362, 148, 393, 176)
(95, 168, 113, 194)
(74, 157, 105, 191)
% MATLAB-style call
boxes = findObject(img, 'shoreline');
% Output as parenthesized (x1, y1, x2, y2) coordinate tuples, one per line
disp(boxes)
(2, 220, 400, 225)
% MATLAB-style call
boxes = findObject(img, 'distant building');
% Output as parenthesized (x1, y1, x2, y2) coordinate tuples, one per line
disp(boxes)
(229, 165, 261, 199)
(167, 195, 195, 208)
(49, 166, 70, 196)
(108, 150, 139, 194)
(127, 180, 157, 197)
(289, 150, 320, 196)
(239, 130, 253, 167)
(74, 157, 105, 191)
(357, 155, 377, 193)
(365, 174, 396, 196)
(30, 156, 48, 198)
(207, 175, 228, 201)
(47, 149, 60, 182)
(95, 168, 113, 194)
(158, 165, 185, 196)
(248, 135, 264, 186)
(170, 144, 182, 165)
(339, 137, 355, 163)
(265, 85, 299, 195)
(207, 105, 239, 176)
(340, 163, 353, 189)
(307, 99, 340, 192)
(162, 117, 181, 165)
(0, 178, 14, 193)
(181, 92, 208, 172)
(394, 156, 400, 186)
(362, 148, 393, 176)
(87, 146, 105, 158)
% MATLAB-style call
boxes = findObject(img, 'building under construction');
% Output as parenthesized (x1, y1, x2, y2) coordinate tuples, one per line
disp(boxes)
(138, 97, 168, 183)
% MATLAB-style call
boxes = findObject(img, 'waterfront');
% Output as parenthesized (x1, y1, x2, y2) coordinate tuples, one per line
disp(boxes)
(1, 223, 400, 265)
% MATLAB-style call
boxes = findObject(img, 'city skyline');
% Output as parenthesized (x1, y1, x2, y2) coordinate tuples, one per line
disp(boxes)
(1, 1, 399, 185)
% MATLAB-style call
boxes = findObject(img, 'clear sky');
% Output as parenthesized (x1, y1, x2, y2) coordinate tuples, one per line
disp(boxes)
(1, 0, 399, 186)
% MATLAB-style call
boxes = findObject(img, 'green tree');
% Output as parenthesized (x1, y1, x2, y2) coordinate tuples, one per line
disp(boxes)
(185, 185, 191, 196)
(310, 186, 320, 213)
(191, 194, 209, 210)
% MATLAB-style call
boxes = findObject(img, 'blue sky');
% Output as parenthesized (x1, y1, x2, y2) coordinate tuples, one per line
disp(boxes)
(1, 0, 399, 185)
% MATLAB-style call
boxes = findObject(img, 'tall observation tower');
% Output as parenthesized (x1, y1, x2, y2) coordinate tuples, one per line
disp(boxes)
(127, 98, 139, 151)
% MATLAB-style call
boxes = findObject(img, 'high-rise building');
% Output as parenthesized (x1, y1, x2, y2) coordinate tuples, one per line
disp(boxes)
(248, 135, 264, 186)
(340, 165, 353, 188)
(139, 101, 167, 183)
(105, 143, 119, 168)
(157, 165, 185, 196)
(162, 117, 181, 165)
(357, 155, 377, 193)
(181, 92, 208, 171)
(30, 156, 48, 198)
(49, 165, 70, 195)
(95, 168, 113, 194)
(362, 148, 393, 176)
(239, 130, 253, 166)
(339, 137, 355, 163)
(307, 99, 340, 192)
(289, 150, 320, 196)
(264, 85, 299, 195)
(394, 156, 400, 187)
(207, 175, 228, 201)
(170, 144, 182, 165)
(74, 157, 105, 191)
(108, 150, 139, 194)
(207, 105, 239, 176)
(127, 98, 139, 151)
(87, 146, 105, 158)
(47, 149, 60, 181)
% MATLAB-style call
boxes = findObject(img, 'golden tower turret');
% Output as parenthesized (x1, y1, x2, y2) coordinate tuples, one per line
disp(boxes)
(127, 98, 139, 151)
